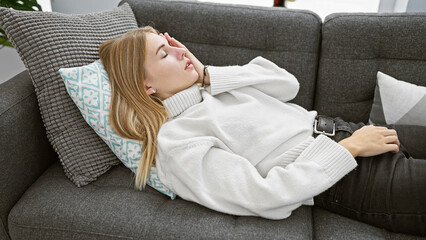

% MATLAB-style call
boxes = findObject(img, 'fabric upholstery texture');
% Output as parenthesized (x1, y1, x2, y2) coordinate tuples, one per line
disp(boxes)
(119, 0, 322, 110)
(0, 71, 58, 240)
(369, 71, 426, 126)
(0, 4, 138, 187)
(8, 161, 313, 240)
(59, 60, 175, 198)
(315, 13, 426, 123)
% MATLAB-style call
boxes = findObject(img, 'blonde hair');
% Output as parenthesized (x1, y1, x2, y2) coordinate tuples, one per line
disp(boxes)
(99, 26, 169, 190)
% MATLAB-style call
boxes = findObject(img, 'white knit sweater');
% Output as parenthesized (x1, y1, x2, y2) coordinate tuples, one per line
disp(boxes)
(156, 56, 357, 219)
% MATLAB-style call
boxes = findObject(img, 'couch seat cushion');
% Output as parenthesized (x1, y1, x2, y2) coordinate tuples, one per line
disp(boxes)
(8, 162, 313, 240)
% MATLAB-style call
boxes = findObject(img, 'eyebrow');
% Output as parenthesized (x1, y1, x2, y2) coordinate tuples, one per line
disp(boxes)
(156, 44, 165, 55)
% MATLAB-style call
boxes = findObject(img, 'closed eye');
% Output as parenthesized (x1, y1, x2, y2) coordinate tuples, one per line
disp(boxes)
(161, 40, 170, 59)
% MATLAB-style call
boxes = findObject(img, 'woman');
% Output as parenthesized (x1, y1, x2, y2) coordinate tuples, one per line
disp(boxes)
(99, 26, 425, 236)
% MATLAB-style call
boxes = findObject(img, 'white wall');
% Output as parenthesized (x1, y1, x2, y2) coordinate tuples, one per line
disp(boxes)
(286, 0, 380, 20)
(406, 0, 426, 12)
(0, 0, 52, 84)
(379, 0, 408, 12)
(0, 0, 122, 84)
(0, 47, 26, 84)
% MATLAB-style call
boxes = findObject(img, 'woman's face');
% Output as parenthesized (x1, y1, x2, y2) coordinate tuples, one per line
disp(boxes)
(144, 33, 199, 100)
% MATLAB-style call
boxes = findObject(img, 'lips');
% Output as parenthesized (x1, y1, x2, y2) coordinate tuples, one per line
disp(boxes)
(185, 59, 192, 70)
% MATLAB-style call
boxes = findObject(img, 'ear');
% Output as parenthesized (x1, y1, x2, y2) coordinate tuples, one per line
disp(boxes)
(145, 85, 156, 95)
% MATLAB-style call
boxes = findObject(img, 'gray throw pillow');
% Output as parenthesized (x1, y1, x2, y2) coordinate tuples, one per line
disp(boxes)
(0, 3, 138, 186)
(369, 71, 426, 126)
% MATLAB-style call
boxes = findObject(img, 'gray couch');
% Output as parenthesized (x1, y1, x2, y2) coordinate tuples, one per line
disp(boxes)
(1, 0, 425, 239)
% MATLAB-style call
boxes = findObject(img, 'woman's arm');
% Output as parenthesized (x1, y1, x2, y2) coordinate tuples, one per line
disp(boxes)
(206, 57, 300, 102)
(156, 135, 356, 220)
(164, 33, 299, 102)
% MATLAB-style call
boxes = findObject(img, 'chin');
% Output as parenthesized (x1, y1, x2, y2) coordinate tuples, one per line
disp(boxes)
(194, 75, 200, 83)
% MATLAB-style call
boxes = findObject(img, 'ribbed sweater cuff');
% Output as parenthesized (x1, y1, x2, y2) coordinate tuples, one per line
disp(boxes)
(300, 135, 357, 183)
(207, 66, 242, 95)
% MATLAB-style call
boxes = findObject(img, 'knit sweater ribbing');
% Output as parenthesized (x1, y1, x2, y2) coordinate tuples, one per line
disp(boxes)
(157, 56, 357, 219)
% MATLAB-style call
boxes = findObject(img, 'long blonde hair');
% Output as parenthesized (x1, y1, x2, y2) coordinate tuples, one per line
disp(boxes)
(99, 26, 169, 190)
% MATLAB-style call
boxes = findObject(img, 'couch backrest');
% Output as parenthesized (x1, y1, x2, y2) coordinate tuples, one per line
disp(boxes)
(315, 13, 426, 123)
(120, 0, 322, 110)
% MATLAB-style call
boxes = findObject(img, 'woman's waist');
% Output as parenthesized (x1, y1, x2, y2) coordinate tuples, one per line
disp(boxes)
(218, 123, 315, 167)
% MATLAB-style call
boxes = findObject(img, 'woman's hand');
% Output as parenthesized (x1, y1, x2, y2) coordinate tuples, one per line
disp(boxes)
(338, 125, 400, 158)
(162, 32, 206, 84)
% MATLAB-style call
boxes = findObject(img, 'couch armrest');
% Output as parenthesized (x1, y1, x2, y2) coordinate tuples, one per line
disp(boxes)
(0, 71, 57, 239)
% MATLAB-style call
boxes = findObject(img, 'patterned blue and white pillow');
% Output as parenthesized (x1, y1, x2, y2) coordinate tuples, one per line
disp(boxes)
(59, 60, 176, 199)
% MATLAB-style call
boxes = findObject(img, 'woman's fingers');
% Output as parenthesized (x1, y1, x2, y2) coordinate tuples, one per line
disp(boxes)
(382, 128, 397, 137)
(381, 128, 400, 148)
(386, 144, 400, 154)
(377, 127, 400, 153)
(162, 32, 175, 46)
(164, 32, 186, 49)
(384, 135, 400, 153)
(385, 135, 400, 145)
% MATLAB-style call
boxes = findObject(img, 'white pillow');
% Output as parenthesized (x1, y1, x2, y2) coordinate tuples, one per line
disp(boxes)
(369, 71, 426, 126)
(59, 60, 176, 199)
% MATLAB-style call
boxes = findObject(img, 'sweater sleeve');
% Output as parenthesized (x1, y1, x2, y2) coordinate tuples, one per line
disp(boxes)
(156, 135, 357, 220)
(205, 56, 300, 102)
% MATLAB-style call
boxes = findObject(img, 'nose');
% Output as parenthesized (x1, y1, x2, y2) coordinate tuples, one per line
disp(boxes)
(174, 47, 186, 59)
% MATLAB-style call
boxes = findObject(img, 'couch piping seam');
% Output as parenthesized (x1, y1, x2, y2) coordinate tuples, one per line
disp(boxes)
(324, 14, 426, 25)
(143, 0, 322, 22)
(0, 91, 35, 117)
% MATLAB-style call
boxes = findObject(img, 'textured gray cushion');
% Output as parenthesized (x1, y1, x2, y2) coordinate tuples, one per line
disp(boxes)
(120, 0, 322, 110)
(8, 161, 313, 239)
(0, 4, 138, 186)
(315, 13, 426, 123)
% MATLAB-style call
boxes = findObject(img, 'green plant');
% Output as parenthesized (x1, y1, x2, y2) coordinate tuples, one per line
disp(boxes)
(0, 0, 43, 48)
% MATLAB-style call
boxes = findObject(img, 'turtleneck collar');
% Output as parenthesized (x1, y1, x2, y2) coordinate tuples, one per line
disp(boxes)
(162, 84, 202, 117)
